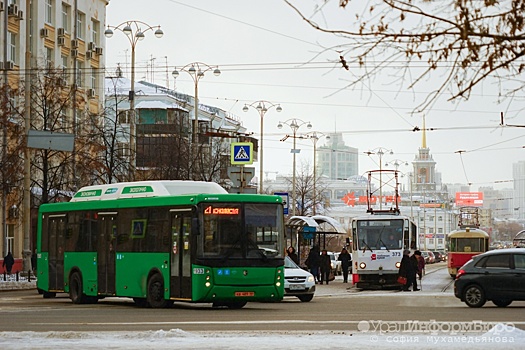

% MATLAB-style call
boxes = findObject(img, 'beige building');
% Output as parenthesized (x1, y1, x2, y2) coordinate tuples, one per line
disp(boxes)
(0, 0, 108, 262)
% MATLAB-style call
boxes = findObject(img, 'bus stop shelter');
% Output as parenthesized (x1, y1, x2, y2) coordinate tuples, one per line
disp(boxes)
(285, 215, 347, 266)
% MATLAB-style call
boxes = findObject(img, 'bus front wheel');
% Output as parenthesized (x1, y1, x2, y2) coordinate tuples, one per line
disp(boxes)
(147, 273, 170, 308)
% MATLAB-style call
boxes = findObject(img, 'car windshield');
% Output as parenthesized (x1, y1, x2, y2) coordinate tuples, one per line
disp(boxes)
(284, 256, 300, 268)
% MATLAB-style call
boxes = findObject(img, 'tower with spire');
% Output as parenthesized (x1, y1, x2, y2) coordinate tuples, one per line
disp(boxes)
(412, 116, 437, 194)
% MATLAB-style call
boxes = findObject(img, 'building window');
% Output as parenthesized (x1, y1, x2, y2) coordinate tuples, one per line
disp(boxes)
(45, 0, 53, 24)
(438, 216, 443, 221)
(91, 70, 96, 89)
(91, 19, 100, 45)
(77, 11, 85, 39)
(61, 3, 70, 33)
(117, 142, 130, 157)
(7, 32, 16, 63)
(45, 47, 54, 68)
(117, 110, 130, 124)
(76, 61, 83, 87)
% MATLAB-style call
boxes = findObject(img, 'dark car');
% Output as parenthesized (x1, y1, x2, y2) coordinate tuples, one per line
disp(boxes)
(454, 248, 525, 308)
(431, 251, 443, 262)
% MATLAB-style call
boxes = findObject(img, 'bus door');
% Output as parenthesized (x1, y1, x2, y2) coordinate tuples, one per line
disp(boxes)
(97, 212, 117, 296)
(47, 214, 66, 291)
(170, 209, 193, 299)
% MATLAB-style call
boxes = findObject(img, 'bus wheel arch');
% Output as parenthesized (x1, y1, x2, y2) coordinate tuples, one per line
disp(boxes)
(147, 271, 170, 308)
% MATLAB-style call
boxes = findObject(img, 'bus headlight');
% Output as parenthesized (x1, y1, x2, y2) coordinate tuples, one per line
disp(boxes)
(395, 262, 401, 268)
(276, 282, 281, 287)
(359, 262, 366, 269)
(205, 282, 211, 287)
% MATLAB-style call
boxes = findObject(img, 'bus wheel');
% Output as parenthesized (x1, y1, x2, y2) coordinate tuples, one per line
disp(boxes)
(147, 274, 169, 308)
(42, 291, 56, 298)
(70, 272, 87, 304)
(133, 298, 149, 308)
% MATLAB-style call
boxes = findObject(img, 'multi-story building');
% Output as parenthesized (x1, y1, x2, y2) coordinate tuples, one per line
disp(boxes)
(0, 0, 108, 261)
(316, 132, 358, 180)
(513, 160, 525, 223)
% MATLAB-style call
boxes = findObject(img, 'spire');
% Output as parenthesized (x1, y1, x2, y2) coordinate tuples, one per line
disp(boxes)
(422, 115, 427, 149)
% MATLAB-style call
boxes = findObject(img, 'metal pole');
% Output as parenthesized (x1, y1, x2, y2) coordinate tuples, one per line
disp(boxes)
(259, 109, 264, 193)
(313, 137, 317, 215)
(129, 46, 136, 179)
(292, 129, 296, 216)
(2, 0, 8, 256)
(192, 78, 198, 180)
(23, 0, 32, 272)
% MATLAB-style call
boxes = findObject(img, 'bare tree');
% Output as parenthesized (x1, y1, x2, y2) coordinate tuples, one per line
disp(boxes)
(286, 0, 525, 111)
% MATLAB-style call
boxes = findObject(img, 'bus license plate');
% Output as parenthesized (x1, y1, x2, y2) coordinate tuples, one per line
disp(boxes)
(290, 284, 305, 290)
(235, 291, 254, 297)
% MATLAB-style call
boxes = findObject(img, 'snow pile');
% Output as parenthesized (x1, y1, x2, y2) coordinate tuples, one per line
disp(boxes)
(1, 325, 524, 349)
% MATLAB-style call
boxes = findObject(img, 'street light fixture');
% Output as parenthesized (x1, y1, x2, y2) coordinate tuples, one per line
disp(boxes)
(105, 20, 163, 178)
(305, 131, 330, 215)
(242, 100, 282, 193)
(172, 62, 221, 179)
(278, 118, 312, 216)
(365, 147, 393, 210)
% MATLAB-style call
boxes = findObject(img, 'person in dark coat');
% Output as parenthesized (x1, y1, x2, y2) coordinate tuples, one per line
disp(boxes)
(398, 249, 417, 291)
(287, 246, 299, 265)
(305, 245, 321, 283)
(3, 251, 15, 275)
(338, 248, 352, 283)
(319, 249, 332, 284)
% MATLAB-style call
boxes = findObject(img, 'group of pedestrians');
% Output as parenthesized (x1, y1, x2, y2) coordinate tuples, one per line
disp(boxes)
(398, 249, 425, 291)
(288, 245, 352, 285)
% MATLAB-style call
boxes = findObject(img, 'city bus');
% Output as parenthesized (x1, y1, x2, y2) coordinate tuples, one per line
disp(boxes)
(446, 207, 489, 278)
(36, 181, 285, 309)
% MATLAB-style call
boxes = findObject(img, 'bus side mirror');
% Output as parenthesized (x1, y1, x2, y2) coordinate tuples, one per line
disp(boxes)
(191, 218, 200, 235)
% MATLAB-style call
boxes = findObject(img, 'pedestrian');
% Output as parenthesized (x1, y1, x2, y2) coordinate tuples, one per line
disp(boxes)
(398, 249, 417, 291)
(409, 252, 420, 291)
(3, 251, 15, 275)
(305, 245, 321, 283)
(414, 250, 425, 285)
(319, 249, 332, 284)
(338, 247, 352, 283)
(287, 246, 299, 265)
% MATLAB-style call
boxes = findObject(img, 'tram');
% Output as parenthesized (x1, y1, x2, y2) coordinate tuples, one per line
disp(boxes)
(350, 170, 418, 289)
(446, 207, 489, 278)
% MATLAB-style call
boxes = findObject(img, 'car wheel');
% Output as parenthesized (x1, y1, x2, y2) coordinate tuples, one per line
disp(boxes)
(492, 299, 512, 307)
(298, 294, 314, 302)
(463, 285, 486, 308)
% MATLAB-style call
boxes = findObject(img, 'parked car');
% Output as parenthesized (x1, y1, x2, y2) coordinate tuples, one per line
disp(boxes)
(454, 248, 525, 308)
(421, 251, 435, 264)
(284, 256, 316, 302)
(327, 251, 342, 275)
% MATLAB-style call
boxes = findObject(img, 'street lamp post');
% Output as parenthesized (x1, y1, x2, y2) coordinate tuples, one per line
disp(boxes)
(305, 131, 330, 215)
(385, 158, 409, 215)
(242, 101, 282, 193)
(365, 147, 393, 210)
(278, 118, 312, 216)
(172, 63, 221, 180)
(105, 20, 163, 178)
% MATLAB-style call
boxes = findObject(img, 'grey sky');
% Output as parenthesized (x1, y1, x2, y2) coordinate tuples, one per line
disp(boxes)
(105, 0, 524, 190)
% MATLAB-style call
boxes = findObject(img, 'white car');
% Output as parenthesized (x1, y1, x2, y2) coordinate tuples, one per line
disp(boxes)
(327, 251, 342, 275)
(283, 256, 316, 302)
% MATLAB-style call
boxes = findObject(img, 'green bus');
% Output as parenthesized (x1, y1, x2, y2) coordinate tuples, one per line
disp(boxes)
(36, 181, 285, 309)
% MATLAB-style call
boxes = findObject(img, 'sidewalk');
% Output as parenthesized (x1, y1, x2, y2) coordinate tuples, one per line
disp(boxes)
(0, 274, 37, 291)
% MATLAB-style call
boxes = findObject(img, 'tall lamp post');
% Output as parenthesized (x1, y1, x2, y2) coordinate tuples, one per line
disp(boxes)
(172, 63, 221, 180)
(305, 131, 330, 215)
(365, 147, 393, 210)
(278, 118, 312, 216)
(242, 101, 282, 193)
(105, 20, 164, 178)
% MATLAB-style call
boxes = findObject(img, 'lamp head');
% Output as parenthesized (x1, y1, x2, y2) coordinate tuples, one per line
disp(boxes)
(276, 105, 282, 112)
(171, 69, 179, 78)
(155, 28, 164, 38)
(104, 28, 114, 38)
(213, 68, 221, 76)
(188, 65, 196, 74)
(242, 105, 249, 112)
(277, 122, 283, 129)
(307, 122, 312, 129)
(136, 31, 145, 40)
(256, 102, 263, 111)
(123, 24, 132, 35)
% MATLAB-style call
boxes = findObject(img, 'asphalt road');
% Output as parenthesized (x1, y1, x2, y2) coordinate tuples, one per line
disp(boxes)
(1, 263, 524, 333)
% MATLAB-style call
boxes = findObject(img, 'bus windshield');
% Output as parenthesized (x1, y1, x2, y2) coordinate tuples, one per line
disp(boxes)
(198, 202, 283, 259)
(356, 219, 403, 251)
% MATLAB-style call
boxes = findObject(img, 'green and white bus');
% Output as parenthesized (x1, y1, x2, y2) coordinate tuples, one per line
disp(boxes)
(36, 181, 285, 309)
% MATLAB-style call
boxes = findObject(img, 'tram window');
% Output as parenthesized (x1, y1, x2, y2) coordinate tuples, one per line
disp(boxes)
(514, 255, 525, 269)
(484, 254, 511, 269)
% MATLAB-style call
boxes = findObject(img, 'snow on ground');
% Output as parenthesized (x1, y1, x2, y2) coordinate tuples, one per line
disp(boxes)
(1, 327, 524, 349)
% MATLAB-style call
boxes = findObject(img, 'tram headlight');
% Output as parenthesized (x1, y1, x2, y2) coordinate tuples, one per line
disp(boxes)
(359, 262, 366, 269)
(395, 262, 401, 268)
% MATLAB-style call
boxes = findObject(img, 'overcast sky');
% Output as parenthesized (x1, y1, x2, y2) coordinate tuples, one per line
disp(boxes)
(104, 0, 524, 191)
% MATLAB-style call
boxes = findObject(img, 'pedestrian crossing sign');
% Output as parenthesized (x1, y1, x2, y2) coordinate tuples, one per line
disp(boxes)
(231, 142, 253, 165)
